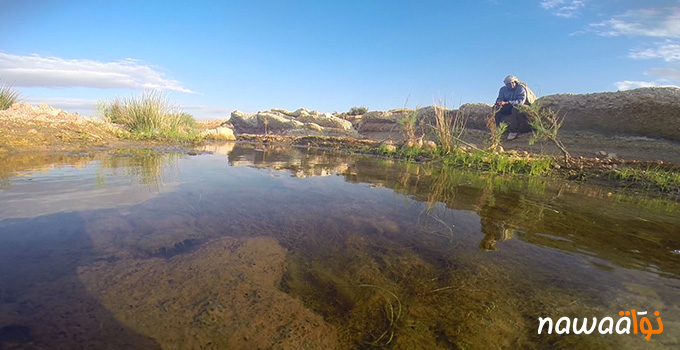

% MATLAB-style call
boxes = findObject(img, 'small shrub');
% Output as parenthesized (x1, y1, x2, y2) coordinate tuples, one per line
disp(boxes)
(347, 106, 368, 115)
(0, 83, 20, 110)
(518, 103, 571, 162)
(398, 109, 419, 144)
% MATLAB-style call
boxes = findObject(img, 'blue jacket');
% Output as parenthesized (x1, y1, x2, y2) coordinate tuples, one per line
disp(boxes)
(496, 84, 527, 106)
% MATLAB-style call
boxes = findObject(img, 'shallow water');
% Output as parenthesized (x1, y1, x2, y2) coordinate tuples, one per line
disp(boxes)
(0, 143, 678, 349)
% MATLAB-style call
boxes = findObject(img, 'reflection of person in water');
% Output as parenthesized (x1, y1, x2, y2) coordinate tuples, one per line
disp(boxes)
(479, 219, 513, 251)
(477, 194, 521, 251)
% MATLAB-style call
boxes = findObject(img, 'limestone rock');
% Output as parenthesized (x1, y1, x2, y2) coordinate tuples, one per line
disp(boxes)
(229, 110, 259, 133)
(200, 126, 236, 141)
(538, 87, 680, 141)
(230, 108, 356, 137)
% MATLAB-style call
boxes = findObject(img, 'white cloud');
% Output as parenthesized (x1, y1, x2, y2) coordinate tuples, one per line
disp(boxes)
(591, 8, 680, 37)
(540, 0, 587, 18)
(629, 41, 680, 61)
(615, 80, 678, 90)
(0, 52, 195, 93)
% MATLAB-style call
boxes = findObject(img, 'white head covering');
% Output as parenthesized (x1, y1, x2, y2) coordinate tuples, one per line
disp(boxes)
(503, 75, 519, 84)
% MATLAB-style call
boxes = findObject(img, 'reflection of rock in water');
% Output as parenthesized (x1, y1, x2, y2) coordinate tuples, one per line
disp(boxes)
(78, 237, 339, 350)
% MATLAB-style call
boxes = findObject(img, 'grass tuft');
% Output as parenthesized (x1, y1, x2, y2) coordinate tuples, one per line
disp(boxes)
(0, 83, 21, 110)
(431, 98, 468, 155)
(97, 91, 197, 141)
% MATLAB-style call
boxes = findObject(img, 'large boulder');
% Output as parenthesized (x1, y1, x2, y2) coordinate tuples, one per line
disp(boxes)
(229, 110, 260, 133)
(460, 103, 494, 130)
(538, 87, 680, 141)
(355, 106, 458, 133)
(356, 109, 410, 132)
(200, 126, 236, 141)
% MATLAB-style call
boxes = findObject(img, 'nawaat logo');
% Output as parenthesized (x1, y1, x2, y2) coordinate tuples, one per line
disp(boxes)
(538, 310, 664, 340)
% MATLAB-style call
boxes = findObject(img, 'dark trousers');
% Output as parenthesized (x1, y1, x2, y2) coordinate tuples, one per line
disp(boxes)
(494, 104, 532, 133)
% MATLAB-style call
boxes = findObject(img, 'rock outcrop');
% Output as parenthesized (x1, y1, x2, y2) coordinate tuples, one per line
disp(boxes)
(419, 87, 680, 142)
(538, 87, 680, 141)
(354, 106, 444, 133)
(214, 87, 680, 142)
(230, 108, 358, 138)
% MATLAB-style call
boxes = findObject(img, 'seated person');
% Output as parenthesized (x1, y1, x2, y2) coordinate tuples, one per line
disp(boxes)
(494, 75, 532, 140)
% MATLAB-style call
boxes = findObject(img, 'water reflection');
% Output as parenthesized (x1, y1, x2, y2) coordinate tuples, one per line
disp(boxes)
(0, 150, 181, 219)
(1, 144, 679, 349)
(207, 143, 680, 277)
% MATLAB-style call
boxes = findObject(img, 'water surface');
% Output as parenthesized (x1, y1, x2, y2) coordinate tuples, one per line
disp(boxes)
(0, 143, 678, 349)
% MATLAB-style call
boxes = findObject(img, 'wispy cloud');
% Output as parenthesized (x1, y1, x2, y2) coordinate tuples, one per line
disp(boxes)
(629, 40, 680, 61)
(615, 67, 680, 90)
(0, 52, 195, 93)
(615, 80, 671, 90)
(540, 0, 587, 18)
(590, 8, 680, 37)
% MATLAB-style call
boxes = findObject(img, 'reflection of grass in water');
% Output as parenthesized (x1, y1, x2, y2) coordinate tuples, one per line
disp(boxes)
(101, 150, 181, 189)
(0, 153, 96, 189)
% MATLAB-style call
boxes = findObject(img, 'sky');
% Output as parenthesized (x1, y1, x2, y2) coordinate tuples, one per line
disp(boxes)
(1, 0, 679, 119)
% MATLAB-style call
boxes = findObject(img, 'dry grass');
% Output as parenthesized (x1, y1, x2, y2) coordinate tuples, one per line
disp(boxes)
(431, 98, 468, 154)
(0, 83, 21, 110)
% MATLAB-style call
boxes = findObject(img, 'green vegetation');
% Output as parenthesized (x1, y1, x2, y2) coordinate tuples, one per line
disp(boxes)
(97, 91, 197, 141)
(377, 142, 553, 176)
(485, 107, 506, 151)
(0, 83, 21, 110)
(518, 103, 571, 162)
(607, 165, 680, 192)
(347, 106, 368, 115)
(398, 108, 419, 144)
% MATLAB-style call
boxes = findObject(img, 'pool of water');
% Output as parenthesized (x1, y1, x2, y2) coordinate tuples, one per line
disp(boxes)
(0, 142, 678, 349)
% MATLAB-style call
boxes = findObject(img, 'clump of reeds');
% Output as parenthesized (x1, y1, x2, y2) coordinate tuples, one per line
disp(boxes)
(0, 83, 21, 110)
(431, 98, 468, 155)
(97, 91, 196, 140)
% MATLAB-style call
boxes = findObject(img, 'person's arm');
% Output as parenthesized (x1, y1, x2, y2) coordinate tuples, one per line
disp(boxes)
(495, 87, 506, 106)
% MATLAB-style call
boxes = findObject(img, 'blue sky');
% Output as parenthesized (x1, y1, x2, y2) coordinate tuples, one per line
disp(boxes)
(1, 0, 679, 119)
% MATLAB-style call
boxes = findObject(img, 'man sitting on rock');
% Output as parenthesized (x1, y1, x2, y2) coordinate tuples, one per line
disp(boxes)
(494, 75, 531, 140)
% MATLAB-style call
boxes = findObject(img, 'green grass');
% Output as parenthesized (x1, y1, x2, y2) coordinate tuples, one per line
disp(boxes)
(608, 165, 680, 192)
(0, 83, 21, 110)
(97, 91, 197, 141)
